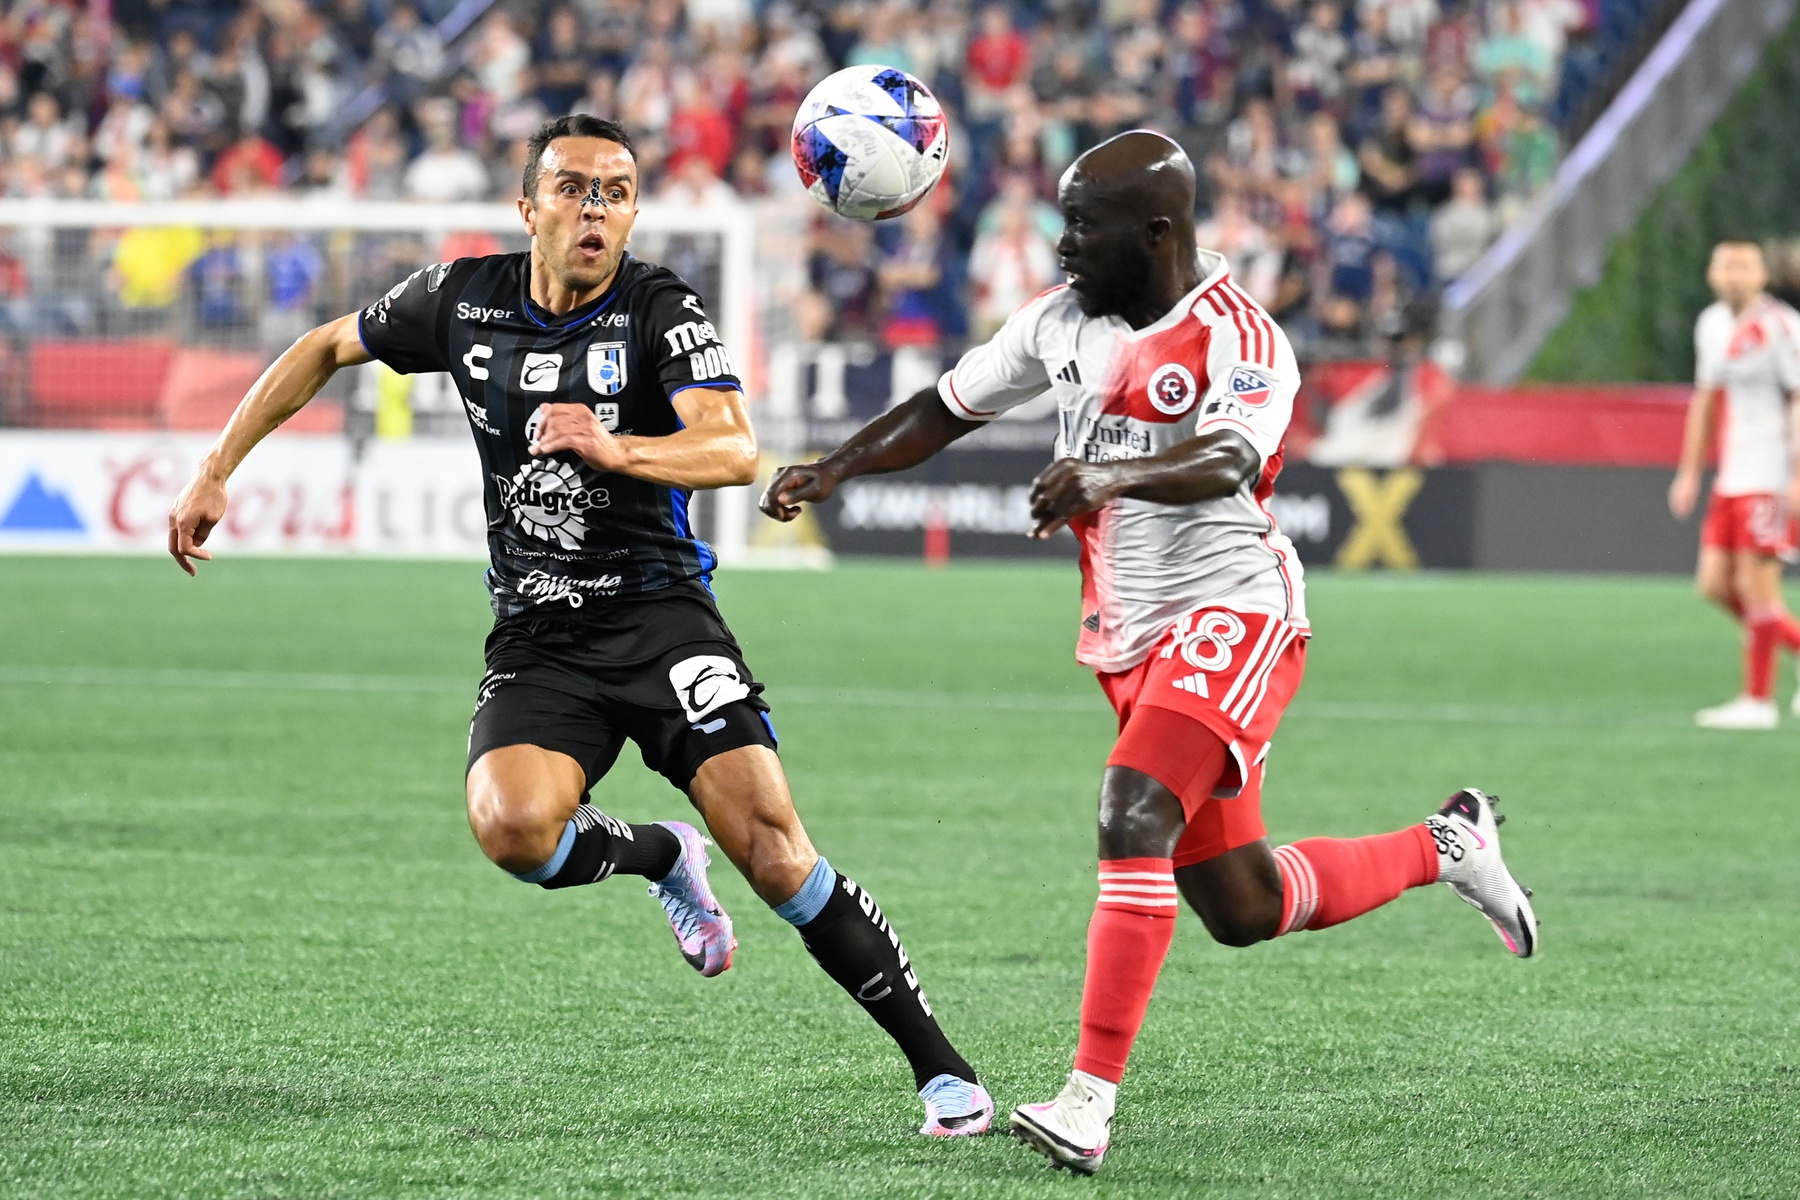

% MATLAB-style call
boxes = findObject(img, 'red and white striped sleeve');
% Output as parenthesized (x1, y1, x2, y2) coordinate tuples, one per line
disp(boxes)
(1192, 282, 1299, 466)
(936, 287, 1058, 422)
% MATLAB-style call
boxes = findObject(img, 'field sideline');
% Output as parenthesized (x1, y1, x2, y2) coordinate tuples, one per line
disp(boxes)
(1, 556, 1795, 1198)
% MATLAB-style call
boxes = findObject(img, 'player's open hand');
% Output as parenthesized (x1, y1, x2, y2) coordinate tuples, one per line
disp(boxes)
(760, 463, 837, 521)
(167, 472, 228, 576)
(1029, 458, 1122, 538)
(531, 402, 628, 472)
(1669, 469, 1701, 520)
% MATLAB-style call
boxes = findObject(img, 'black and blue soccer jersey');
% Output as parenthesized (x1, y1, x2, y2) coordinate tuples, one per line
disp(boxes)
(358, 253, 742, 617)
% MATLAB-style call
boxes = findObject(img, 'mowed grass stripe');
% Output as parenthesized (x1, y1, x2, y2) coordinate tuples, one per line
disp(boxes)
(0, 663, 1706, 726)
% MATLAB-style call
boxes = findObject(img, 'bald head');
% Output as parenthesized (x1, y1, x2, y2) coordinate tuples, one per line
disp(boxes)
(1062, 130, 1198, 222)
(1055, 131, 1203, 324)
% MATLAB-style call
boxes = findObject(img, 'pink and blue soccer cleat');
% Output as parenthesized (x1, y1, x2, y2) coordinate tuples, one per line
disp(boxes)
(919, 1073, 995, 1137)
(646, 821, 736, 977)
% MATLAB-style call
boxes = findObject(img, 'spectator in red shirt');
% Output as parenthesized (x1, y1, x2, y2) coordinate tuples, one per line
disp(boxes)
(210, 131, 286, 195)
(965, 4, 1029, 121)
(666, 71, 734, 180)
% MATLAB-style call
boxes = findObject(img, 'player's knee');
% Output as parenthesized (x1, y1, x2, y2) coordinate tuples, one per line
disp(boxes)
(739, 818, 814, 904)
(467, 787, 565, 873)
(1698, 575, 1733, 607)
(1097, 769, 1185, 860)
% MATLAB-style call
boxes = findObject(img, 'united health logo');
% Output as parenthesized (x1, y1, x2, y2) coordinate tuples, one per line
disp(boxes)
(495, 460, 609, 549)
(587, 342, 627, 395)
(0, 472, 86, 534)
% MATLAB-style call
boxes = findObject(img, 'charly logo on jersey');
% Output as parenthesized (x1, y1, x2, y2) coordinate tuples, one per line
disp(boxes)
(1226, 366, 1274, 407)
(668, 654, 751, 724)
(587, 341, 627, 395)
(520, 352, 562, 392)
(495, 459, 609, 549)
(1146, 362, 1199, 415)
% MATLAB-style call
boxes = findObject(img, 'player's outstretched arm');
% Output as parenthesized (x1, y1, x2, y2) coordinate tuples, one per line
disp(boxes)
(1669, 385, 1719, 520)
(530, 385, 758, 489)
(1028, 429, 1260, 539)
(167, 314, 373, 574)
(758, 387, 983, 521)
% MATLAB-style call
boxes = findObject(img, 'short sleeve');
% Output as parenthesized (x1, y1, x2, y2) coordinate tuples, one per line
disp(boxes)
(358, 262, 457, 374)
(1774, 310, 1800, 391)
(1192, 317, 1297, 468)
(938, 291, 1054, 421)
(1694, 309, 1723, 388)
(644, 286, 743, 398)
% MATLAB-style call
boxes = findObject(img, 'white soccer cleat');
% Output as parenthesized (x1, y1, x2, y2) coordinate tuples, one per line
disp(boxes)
(1790, 685, 1800, 720)
(1694, 696, 1779, 730)
(918, 1074, 995, 1137)
(1426, 789, 1538, 959)
(1010, 1072, 1113, 1174)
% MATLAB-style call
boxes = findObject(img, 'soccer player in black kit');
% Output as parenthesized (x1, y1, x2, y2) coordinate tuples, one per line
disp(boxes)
(164, 115, 993, 1137)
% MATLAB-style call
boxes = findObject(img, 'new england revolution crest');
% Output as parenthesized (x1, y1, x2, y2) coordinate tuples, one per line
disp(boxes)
(587, 341, 628, 395)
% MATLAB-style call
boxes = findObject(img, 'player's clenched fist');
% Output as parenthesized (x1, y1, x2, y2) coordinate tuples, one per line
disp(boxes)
(530, 402, 628, 471)
(1029, 458, 1122, 539)
(760, 463, 837, 522)
(167, 471, 228, 576)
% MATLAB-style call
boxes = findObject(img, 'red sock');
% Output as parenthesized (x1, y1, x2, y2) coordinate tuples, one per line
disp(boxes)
(1745, 617, 1781, 700)
(1272, 826, 1438, 934)
(1073, 857, 1177, 1084)
(1775, 613, 1800, 652)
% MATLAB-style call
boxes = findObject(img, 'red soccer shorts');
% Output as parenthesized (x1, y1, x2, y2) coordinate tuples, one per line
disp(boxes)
(1097, 608, 1308, 869)
(1702, 492, 1798, 560)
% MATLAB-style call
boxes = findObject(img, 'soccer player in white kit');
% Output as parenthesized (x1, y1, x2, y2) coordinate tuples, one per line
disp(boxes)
(1669, 240, 1800, 729)
(762, 132, 1538, 1175)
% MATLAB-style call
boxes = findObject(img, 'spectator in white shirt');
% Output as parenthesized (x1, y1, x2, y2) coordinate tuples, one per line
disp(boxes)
(969, 191, 1059, 339)
(403, 98, 488, 202)
(1429, 167, 1498, 281)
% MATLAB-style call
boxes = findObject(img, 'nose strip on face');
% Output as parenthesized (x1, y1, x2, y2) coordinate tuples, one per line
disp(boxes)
(584, 177, 613, 211)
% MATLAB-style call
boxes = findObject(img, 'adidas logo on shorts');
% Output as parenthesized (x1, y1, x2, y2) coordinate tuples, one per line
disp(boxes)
(1172, 672, 1209, 697)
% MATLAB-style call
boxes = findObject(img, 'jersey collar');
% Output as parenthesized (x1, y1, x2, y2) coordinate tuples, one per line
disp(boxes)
(520, 253, 633, 330)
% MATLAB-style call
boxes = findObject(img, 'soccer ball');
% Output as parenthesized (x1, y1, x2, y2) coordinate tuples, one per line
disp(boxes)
(791, 65, 949, 221)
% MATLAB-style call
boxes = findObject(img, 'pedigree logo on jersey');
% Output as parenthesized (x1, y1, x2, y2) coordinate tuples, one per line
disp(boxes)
(495, 460, 609, 550)
(1147, 363, 1198, 416)
(1226, 366, 1274, 407)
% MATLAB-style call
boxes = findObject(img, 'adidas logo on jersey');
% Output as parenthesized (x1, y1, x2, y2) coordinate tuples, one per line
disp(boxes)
(1172, 672, 1209, 697)
(1056, 361, 1082, 385)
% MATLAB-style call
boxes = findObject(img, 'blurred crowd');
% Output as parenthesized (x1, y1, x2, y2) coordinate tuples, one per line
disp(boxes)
(0, 0, 1604, 358)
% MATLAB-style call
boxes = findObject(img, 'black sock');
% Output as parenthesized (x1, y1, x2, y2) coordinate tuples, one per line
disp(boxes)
(797, 870, 976, 1090)
(524, 806, 682, 889)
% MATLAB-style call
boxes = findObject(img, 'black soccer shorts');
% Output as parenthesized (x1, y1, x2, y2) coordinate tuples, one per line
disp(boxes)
(466, 581, 777, 793)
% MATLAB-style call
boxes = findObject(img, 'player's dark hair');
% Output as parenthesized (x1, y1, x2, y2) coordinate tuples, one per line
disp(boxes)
(522, 115, 636, 199)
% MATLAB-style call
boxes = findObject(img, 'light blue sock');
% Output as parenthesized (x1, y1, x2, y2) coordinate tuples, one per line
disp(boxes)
(772, 856, 835, 926)
(509, 820, 577, 884)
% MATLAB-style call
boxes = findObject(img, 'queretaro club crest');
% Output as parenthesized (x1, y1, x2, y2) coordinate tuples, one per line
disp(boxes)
(588, 342, 627, 395)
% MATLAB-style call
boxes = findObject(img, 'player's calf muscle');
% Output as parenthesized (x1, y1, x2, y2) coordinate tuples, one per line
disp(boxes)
(689, 747, 817, 904)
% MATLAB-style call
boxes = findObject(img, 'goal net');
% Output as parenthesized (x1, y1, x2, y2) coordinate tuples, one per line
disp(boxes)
(0, 197, 811, 565)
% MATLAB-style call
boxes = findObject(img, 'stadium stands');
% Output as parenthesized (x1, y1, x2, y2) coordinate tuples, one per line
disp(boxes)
(0, 0, 1696, 395)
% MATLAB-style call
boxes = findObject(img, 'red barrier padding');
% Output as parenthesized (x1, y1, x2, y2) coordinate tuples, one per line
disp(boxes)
(27, 339, 176, 426)
(1415, 383, 1692, 467)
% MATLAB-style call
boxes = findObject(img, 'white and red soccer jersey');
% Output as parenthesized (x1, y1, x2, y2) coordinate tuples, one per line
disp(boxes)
(1695, 295, 1800, 497)
(939, 250, 1306, 673)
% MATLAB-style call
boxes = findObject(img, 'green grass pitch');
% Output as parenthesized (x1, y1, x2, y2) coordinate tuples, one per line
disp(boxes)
(2, 556, 1796, 1198)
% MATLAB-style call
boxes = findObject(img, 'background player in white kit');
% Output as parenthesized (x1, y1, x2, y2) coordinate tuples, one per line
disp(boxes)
(1670, 240, 1800, 729)
(762, 131, 1538, 1175)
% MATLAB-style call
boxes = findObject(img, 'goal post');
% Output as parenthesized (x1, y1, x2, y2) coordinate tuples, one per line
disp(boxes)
(0, 196, 805, 566)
